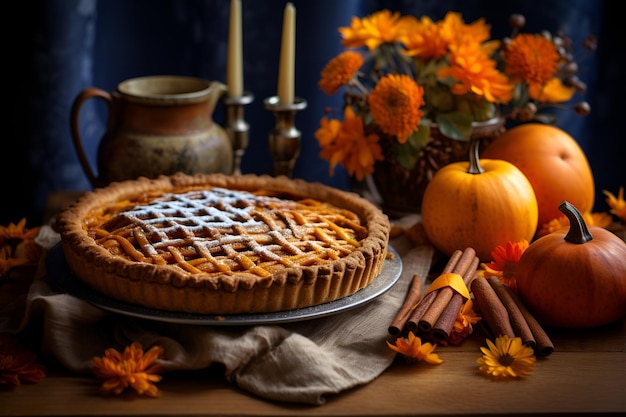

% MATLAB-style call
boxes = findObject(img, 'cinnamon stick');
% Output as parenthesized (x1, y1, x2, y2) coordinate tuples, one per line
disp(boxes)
(486, 276, 535, 348)
(431, 256, 480, 341)
(388, 274, 423, 336)
(470, 277, 516, 339)
(502, 283, 555, 356)
(418, 248, 476, 334)
(406, 291, 436, 333)
(405, 249, 463, 333)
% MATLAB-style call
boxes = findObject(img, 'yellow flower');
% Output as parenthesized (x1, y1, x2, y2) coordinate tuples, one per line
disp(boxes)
(477, 335, 536, 378)
(481, 240, 529, 291)
(91, 342, 165, 397)
(319, 51, 364, 95)
(368, 74, 424, 144)
(339, 9, 404, 51)
(0, 333, 46, 386)
(603, 186, 626, 223)
(386, 331, 443, 364)
(315, 105, 383, 181)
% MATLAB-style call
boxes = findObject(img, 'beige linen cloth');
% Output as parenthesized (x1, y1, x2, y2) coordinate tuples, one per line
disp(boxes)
(0, 223, 433, 405)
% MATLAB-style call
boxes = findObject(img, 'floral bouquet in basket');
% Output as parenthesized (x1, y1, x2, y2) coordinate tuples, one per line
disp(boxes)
(315, 10, 594, 181)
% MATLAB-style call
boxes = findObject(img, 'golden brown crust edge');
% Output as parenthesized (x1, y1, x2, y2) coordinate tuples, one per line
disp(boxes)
(55, 173, 390, 314)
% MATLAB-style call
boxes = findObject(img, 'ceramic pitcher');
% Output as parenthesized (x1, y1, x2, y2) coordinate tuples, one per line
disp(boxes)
(70, 75, 233, 188)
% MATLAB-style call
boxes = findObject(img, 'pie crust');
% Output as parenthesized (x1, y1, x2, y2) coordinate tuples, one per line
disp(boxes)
(56, 173, 390, 314)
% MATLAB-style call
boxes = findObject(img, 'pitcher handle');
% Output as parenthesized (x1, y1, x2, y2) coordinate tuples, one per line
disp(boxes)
(70, 87, 113, 187)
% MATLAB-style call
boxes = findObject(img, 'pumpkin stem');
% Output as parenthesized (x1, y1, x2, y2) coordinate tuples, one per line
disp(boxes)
(559, 200, 593, 244)
(467, 136, 484, 175)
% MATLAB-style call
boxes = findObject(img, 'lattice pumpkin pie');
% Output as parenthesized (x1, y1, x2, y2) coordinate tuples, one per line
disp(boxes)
(56, 173, 391, 314)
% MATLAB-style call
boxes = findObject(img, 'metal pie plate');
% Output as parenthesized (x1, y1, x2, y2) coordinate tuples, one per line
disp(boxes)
(46, 243, 402, 325)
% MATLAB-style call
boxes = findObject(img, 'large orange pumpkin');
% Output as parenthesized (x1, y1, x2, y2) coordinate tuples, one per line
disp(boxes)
(421, 138, 538, 262)
(482, 124, 594, 231)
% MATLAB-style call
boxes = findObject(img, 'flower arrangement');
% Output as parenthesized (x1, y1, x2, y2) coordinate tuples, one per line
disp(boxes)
(315, 10, 595, 181)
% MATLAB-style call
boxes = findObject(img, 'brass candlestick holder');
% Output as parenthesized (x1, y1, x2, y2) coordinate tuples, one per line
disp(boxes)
(222, 92, 254, 175)
(263, 96, 308, 178)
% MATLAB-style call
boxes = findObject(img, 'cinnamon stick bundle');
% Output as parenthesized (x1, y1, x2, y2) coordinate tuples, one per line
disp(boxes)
(418, 247, 477, 335)
(388, 249, 465, 336)
(405, 249, 463, 333)
(430, 256, 480, 341)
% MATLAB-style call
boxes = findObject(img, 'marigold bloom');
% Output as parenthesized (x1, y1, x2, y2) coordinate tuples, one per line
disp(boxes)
(319, 51, 364, 95)
(91, 342, 165, 397)
(477, 335, 536, 378)
(368, 74, 424, 143)
(504, 33, 575, 103)
(482, 240, 529, 291)
(0, 333, 46, 386)
(339, 9, 404, 50)
(387, 331, 443, 364)
(603, 186, 626, 223)
(315, 106, 383, 181)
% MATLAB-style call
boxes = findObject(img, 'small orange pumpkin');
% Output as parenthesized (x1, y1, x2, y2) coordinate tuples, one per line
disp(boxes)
(421, 137, 538, 262)
(482, 124, 595, 231)
(515, 201, 626, 329)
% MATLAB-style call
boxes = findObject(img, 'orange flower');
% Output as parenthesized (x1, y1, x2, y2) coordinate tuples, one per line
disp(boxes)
(319, 51, 364, 95)
(368, 74, 424, 143)
(0, 218, 40, 245)
(386, 331, 443, 364)
(440, 11, 492, 45)
(91, 342, 165, 397)
(446, 300, 481, 346)
(438, 40, 514, 104)
(400, 15, 449, 60)
(0, 218, 42, 280)
(504, 33, 575, 103)
(481, 240, 529, 291)
(0, 333, 46, 386)
(315, 106, 383, 181)
(603, 186, 626, 223)
(537, 211, 614, 237)
(0, 246, 30, 280)
(339, 9, 404, 50)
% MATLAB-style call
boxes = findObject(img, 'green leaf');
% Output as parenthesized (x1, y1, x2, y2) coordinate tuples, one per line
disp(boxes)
(396, 126, 431, 170)
(436, 112, 473, 140)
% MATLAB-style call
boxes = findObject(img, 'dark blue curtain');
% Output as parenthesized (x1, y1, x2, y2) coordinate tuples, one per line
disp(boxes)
(5, 0, 623, 225)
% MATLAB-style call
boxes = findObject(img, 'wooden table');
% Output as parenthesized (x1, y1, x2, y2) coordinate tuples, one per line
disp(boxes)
(1, 192, 625, 416)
